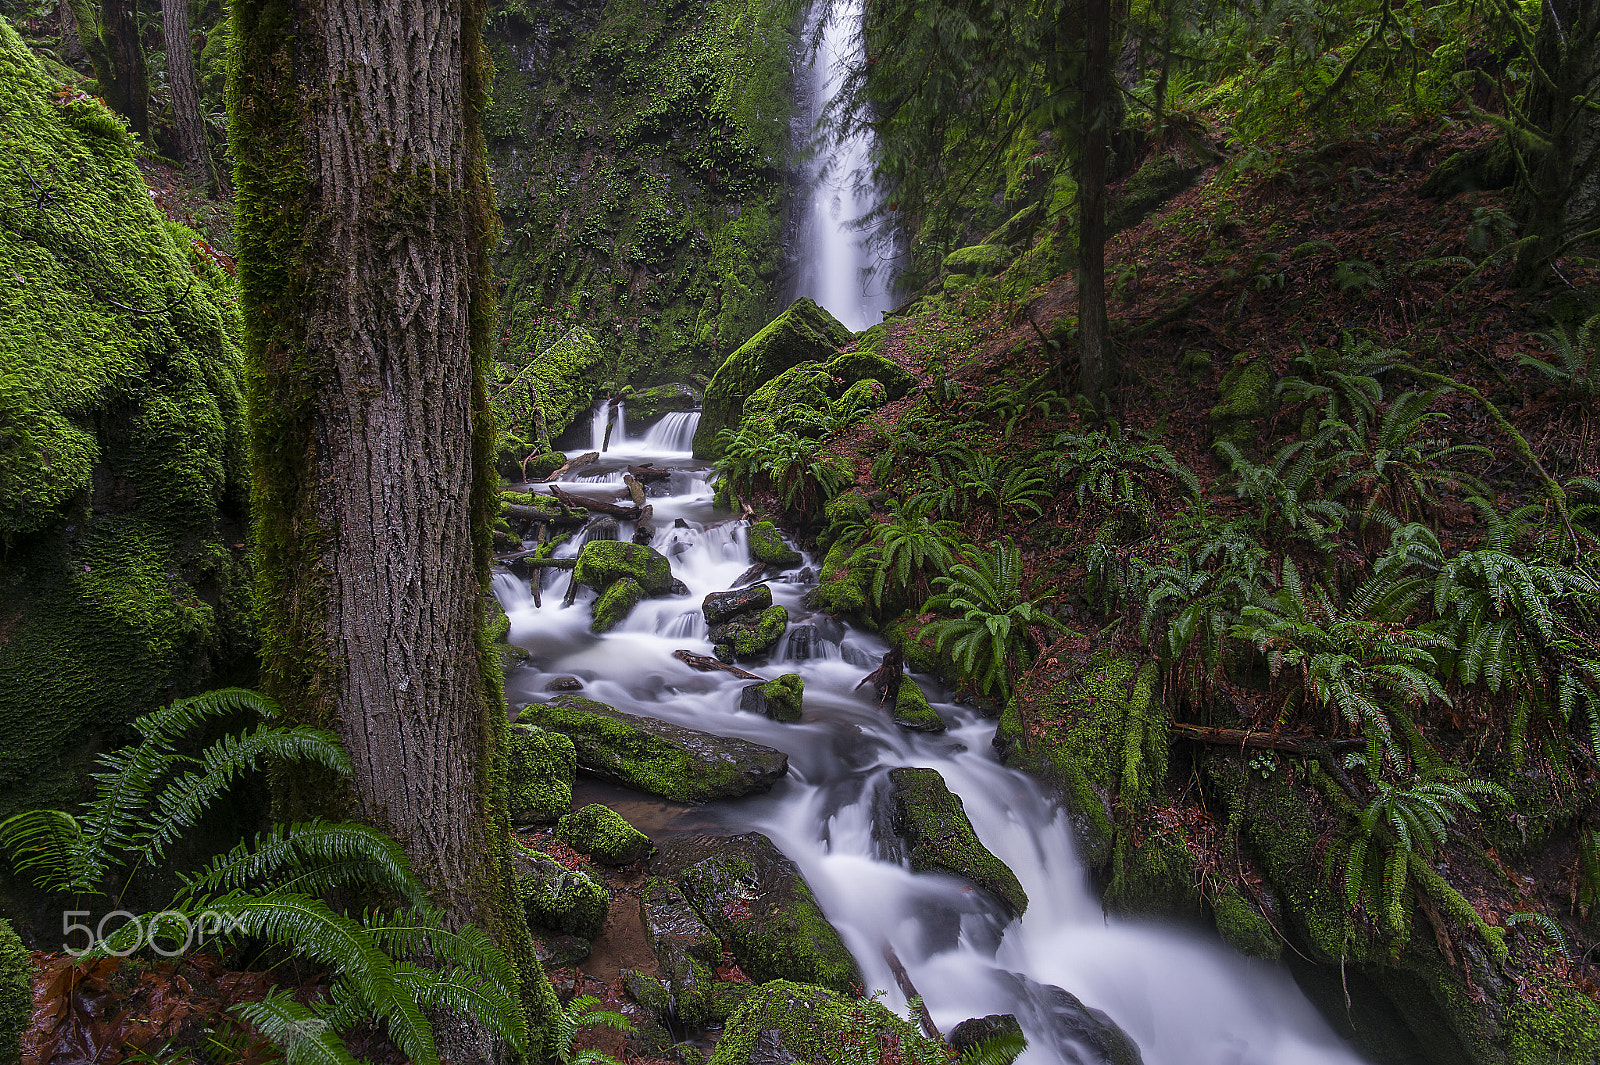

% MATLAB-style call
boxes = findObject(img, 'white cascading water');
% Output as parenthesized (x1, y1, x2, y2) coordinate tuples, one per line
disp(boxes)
(791, 0, 897, 331)
(493, 408, 1370, 1065)
(590, 399, 626, 452)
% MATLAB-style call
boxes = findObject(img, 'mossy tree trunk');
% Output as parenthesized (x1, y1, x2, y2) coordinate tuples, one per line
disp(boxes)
(159, 0, 207, 186)
(227, 0, 556, 1058)
(1072, 0, 1113, 401)
(64, 0, 148, 136)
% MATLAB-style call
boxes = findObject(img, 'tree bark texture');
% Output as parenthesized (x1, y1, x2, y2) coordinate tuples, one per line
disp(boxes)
(228, 0, 555, 1057)
(102, 0, 148, 137)
(160, 0, 208, 186)
(1075, 0, 1112, 401)
(63, 0, 112, 98)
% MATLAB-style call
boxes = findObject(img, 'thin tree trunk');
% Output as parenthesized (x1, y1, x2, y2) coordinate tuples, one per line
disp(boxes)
(1076, 0, 1112, 402)
(58, 0, 88, 65)
(229, 0, 555, 1057)
(101, 0, 148, 137)
(160, 0, 207, 186)
(63, 0, 111, 89)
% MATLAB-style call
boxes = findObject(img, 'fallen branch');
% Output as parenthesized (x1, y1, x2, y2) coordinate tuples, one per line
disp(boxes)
(1170, 723, 1364, 754)
(882, 942, 940, 1039)
(504, 503, 585, 526)
(548, 451, 599, 480)
(546, 484, 642, 519)
(673, 650, 762, 681)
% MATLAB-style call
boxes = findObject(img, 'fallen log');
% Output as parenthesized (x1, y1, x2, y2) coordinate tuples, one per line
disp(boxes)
(627, 464, 672, 483)
(1169, 723, 1364, 753)
(504, 502, 585, 526)
(673, 650, 762, 681)
(498, 554, 577, 569)
(548, 451, 599, 480)
(731, 562, 772, 588)
(546, 484, 642, 520)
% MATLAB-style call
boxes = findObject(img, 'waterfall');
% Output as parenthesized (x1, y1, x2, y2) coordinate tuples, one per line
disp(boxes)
(640, 411, 701, 454)
(589, 399, 624, 452)
(793, 0, 897, 331)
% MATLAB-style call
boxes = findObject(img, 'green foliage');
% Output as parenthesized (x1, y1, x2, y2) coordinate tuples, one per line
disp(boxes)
(923, 539, 1067, 699)
(551, 994, 634, 1065)
(714, 426, 849, 516)
(0, 918, 25, 1065)
(868, 500, 960, 608)
(1052, 419, 1200, 508)
(1523, 312, 1600, 405)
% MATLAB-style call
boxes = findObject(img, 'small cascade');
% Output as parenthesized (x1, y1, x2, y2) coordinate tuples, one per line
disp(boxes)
(490, 572, 532, 612)
(639, 411, 701, 454)
(589, 399, 625, 452)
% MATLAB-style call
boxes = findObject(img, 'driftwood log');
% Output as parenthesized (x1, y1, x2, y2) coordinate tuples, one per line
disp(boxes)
(673, 650, 762, 681)
(855, 650, 903, 706)
(546, 484, 643, 520)
(548, 451, 599, 480)
(627, 464, 672, 483)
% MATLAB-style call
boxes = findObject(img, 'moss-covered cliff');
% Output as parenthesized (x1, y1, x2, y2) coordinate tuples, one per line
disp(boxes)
(0, 21, 253, 825)
(485, 0, 799, 387)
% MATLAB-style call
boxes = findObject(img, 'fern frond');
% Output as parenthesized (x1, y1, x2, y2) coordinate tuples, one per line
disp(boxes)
(235, 991, 361, 1065)
(0, 809, 97, 893)
(181, 821, 427, 911)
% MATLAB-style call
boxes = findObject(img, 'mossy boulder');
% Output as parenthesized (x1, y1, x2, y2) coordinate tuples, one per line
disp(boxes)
(1107, 154, 1201, 235)
(515, 850, 610, 939)
(702, 584, 771, 626)
(490, 326, 602, 446)
(0, 21, 255, 825)
(507, 723, 576, 824)
(994, 651, 1164, 869)
(0, 919, 27, 1065)
(709, 604, 788, 661)
(628, 382, 702, 423)
(1210, 885, 1281, 961)
(1209, 357, 1273, 446)
(1418, 137, 1515, 199)
(573, 540, 675, 596)
(739, 674, 803, 722)
(739, 364, 835, 437)
(1104, 827, 1203, 918)
(592, 576, 647, 633)
(558, 803, 655, 865)
(891, 680, 945, 733)
(519, 695, 789, 802)
(884, 767, 1028, 918)
(641, 877, 722, 1026)
(521, 451, 568, 482)
(660, 833, 862, 994)
(693, 298, 853, 458)
(944, 243, 1013, 276)
(805, 543, 876, 617)
(708, 981, 944, 1065)
(822, 347, 913, 400)
(747, 522, 801, 566)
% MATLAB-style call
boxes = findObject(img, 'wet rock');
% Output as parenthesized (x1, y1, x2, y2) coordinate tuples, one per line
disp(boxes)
(733, 562, 773, 587)
(708, 604, 788, 660)
(703, 584, 773, 626)
(507, 723, 575, 824)
(627, 382, 702, 423)
(586, 515, 621, 542)
(884, 767, 1028, 918)
(813, 615, 846, 644)
(993, 971, 1143, 1065)
(949, 1014, 1024, 1061)
(520, 695, 789, 802)
(740, 674, 803, 723)
(531, 932, 591, 969)
(674, 517, 691, 529)
(944, 243, 1012, 276)
(791, 566, 815, 584)
(623, 968, 674, 1019)
(641, 877, 721, 1025)
(592, 576, 646, 633)
(513, 850, 609, 939)
(748, 522, 802, 567)
(574, 539, 676, 595)
(558, 803, 655, 865)
(658, 833, 861, 994)
(782, 624, 818, 661)
(521, 451, 569, 481)
(669, 577, 690, 596)
(706, 980, 943, 1065)
(892, 680, 946, 733)
(632, 523, 654, 545)
(544, 676, 583, 692)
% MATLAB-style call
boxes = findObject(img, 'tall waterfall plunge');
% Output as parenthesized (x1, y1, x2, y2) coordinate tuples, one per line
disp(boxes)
(792, 0, 898, 331)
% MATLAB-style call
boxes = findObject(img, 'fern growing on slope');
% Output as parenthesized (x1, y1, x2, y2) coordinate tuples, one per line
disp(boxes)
(922, 539, 1068, 700)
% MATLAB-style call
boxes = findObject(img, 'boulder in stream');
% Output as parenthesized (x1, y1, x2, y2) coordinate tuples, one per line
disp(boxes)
(747, 521, 802, 567)
(884, 767, 1029, 918)
(641, 876, 722, 1026)
(659, 833, 862, 995)
(592, 576, 647, 633)
(892, 680, 946, 733)
(702, 584, 772, 626)
(573, 539, 676, 595)
(739, 674, 803, 722)
(709, 604, 788, 661)
(949, 1014, 1025, 1063)
(506, 724, 575, 824)
(993, 971, 1144, 1065)
(557, 803, 655, 865)
(513, 850, 610, 940)
(626, 382, 702, 422)
(519, 695, 789, 802)
(708, 980, 943, 1065)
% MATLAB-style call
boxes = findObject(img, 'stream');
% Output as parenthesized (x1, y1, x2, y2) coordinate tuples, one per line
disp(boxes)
(491, 407, 1369, 1065)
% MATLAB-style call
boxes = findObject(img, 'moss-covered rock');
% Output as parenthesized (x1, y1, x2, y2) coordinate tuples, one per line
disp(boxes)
(515, 850, 610, 939)
(709, 604, 788, 660)
(1210, 885, 1282, 960)
(661, 833, 862, 995)
(747, 522, 801, 566)
(0, 918, 27, 1065)
(702, 584, 771, 626)
(822, 347, 913, 400)
(491, 327, 603, 446)
(641, 876, 722, 1026)
(944, 244, 1013, 276)
(1209, 356, 1273, 446)
(558, 803, 655, 865)
(738, 363, 835, 437)
(892, 680, 945, 733)
(1107, 154, 1201, 235)
(1418, 137, 1515, 199)
(708, 981, 945, 1065)
(573, 540, 675, 596)
(0, 21, 255, 825)
(693, 298, 853, 457)
(707, 981, 756, 1024)
(885, 767, 1028, 918)
(521, 451, 568, 482)
(1104, 827, 1203, 918)
(628, 382, 702, 423)
(519, 695, 788, 802)
(507, 723, 576, 824)
(592, 576, 647, 633)
(739, 674, 803, 722)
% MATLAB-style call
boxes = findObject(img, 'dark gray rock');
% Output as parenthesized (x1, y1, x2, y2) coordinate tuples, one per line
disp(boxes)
(704, 584, 772, 625)
(641, 876, 720, 1025)
(586, 516, 621, 542)
(996, 972, 1144, 1065)
(544, 676, 583, 692)
(949, 1014, 1024, 1061)
(532, 932, 591, 969)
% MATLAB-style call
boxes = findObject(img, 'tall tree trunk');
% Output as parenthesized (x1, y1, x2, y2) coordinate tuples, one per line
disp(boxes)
(160, 0, 207, 187)
(58, 0, 89, 65)
(63, 0, 111, 90)
(101, 0, 148, 137)
(1075, 0, 1113, 402)
(228, 0, 556, 1057)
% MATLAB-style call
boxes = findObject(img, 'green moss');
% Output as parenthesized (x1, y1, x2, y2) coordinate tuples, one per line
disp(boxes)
(744, 674, 803, 722)
(516, 850, 611, 939)
(641, 876, 722, 1025)
(1209, 356, 1273, 446)
(521, 451, 568, 481)
(693, 298, 853, 457)
(892, 680, 945, 733)
(710, 603, 788, 660)
(822, 347, 913, 400)
(485, 597, 512, 644)
(592, 576, 647, 633)
(573, 539, 675, 595)
(888, 767, 1028, 917)
(739, 364, 834, 437)
(557, 803, 654, 865)
(854, 323, 889, 358)
(1211, 886, 1282, 960)
(747, 521, 801, 566)
(1107, 155, 1198, 235)
(943, 244, 1013, 276)
(708, 981, 945, 1065)
(507, 724, 576, 824)
(0, 21, 254, 824)
(628, 382, 701, 423)
(1105, 828, 1202, 917)
(0, 919, 27, 1065)
(490, 326, 603, 445)
(707, 981, 755, 1024)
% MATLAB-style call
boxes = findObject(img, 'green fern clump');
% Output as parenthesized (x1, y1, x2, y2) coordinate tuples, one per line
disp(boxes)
(922, 539, 1068, 699)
